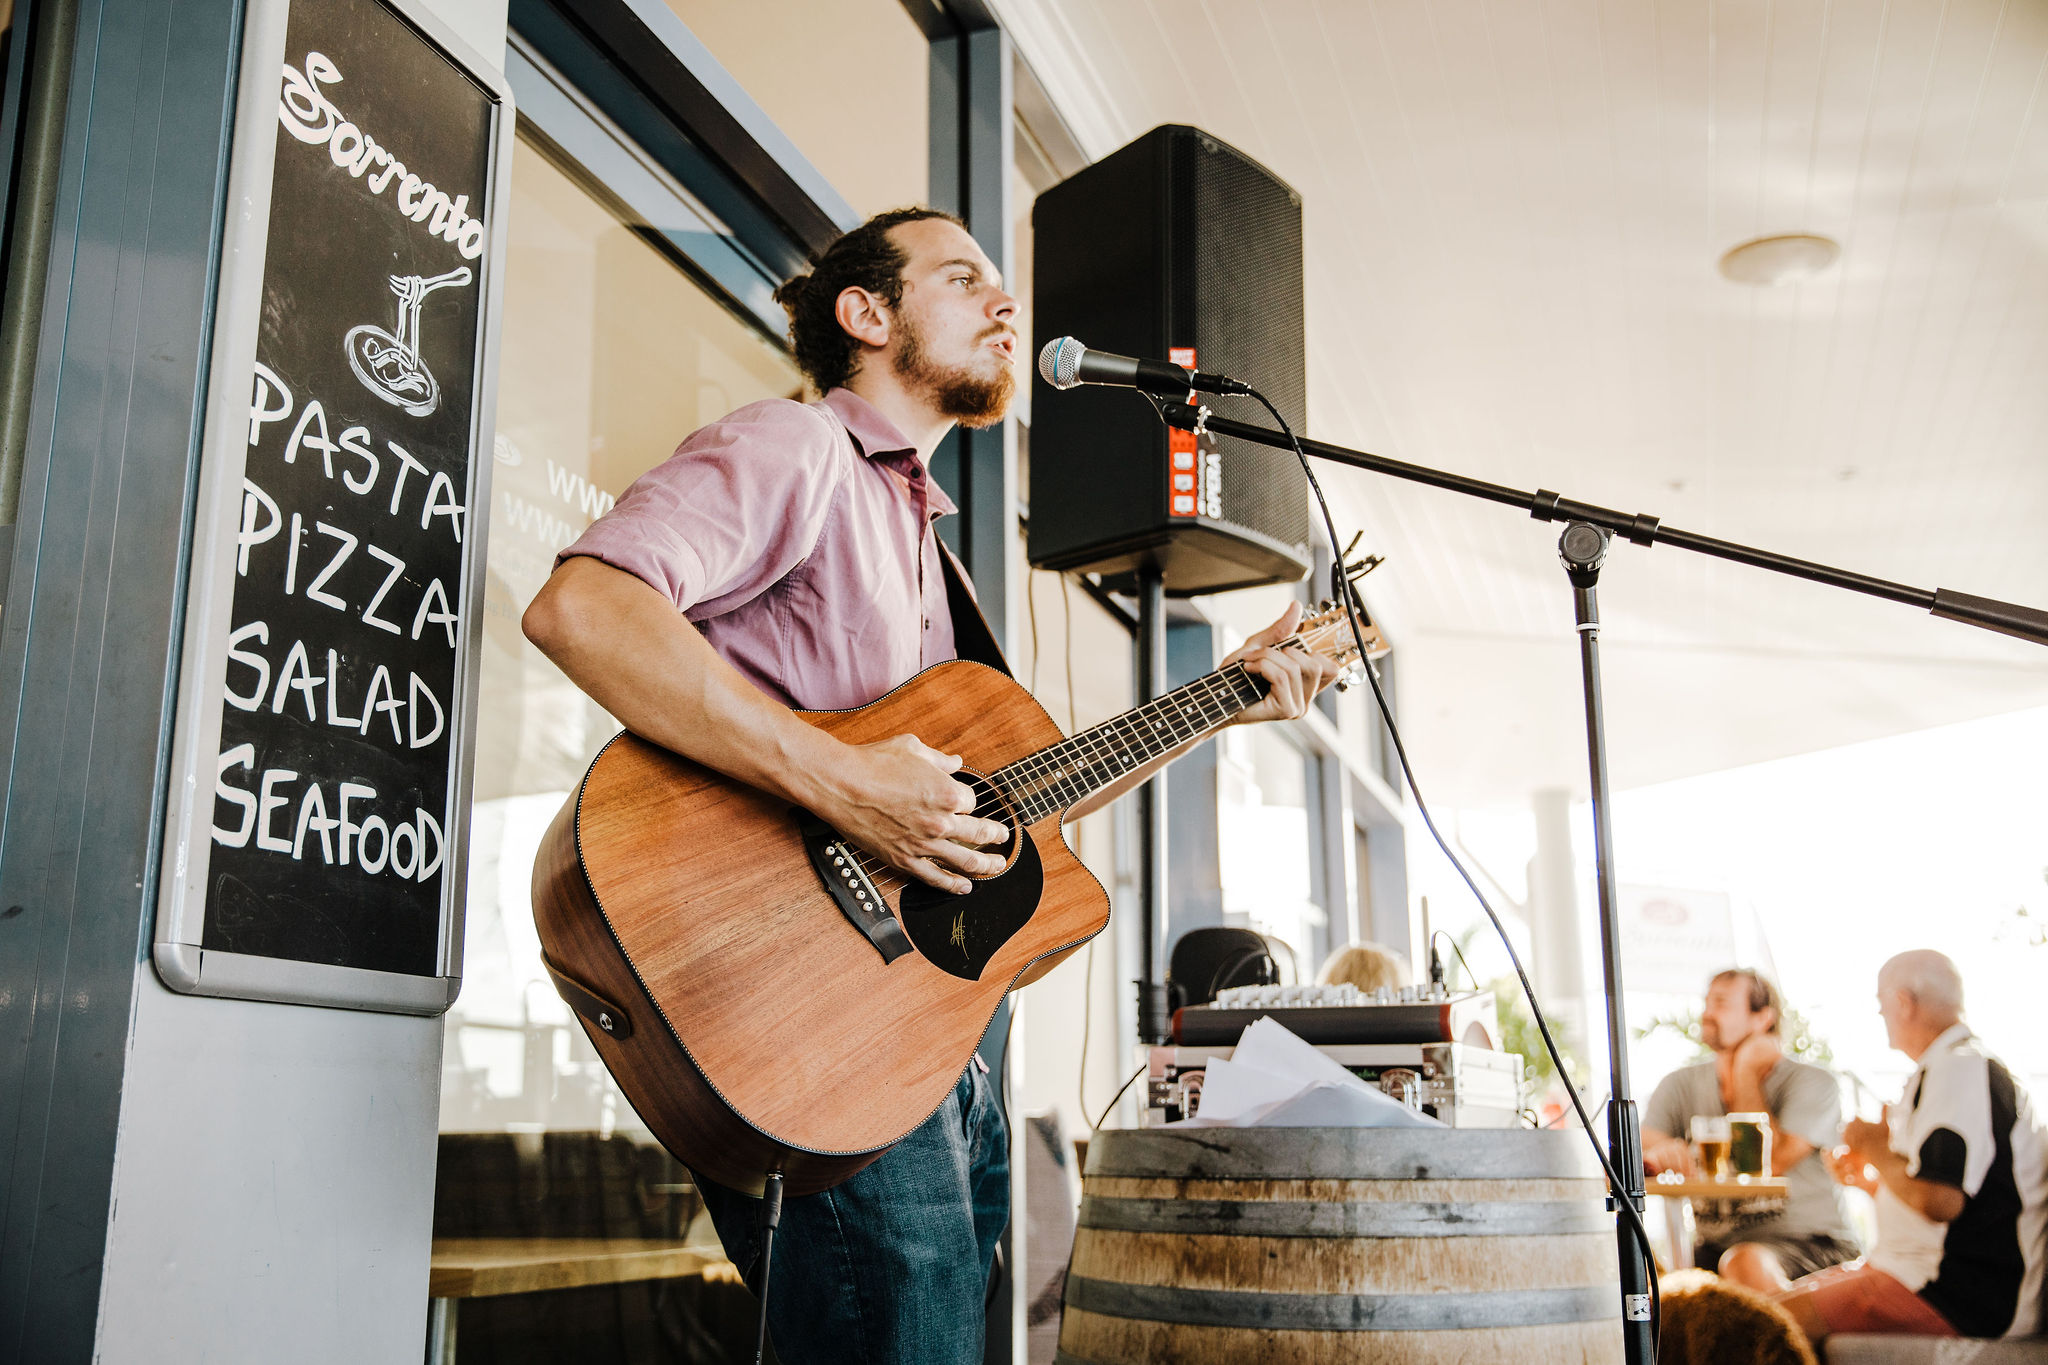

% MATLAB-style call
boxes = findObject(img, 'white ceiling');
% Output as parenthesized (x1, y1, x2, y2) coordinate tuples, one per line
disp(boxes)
(995, 0, 2048, 804)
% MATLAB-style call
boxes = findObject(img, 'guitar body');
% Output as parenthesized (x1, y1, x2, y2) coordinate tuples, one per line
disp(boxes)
(531, 660, 1110, 1196)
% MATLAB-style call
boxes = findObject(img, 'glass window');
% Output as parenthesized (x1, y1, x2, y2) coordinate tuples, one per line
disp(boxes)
(1217, 721, 1327, 981)
(441, 125, 802, 1141)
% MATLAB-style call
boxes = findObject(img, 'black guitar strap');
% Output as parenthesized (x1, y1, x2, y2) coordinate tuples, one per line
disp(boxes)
(938, 540, 1012, 678)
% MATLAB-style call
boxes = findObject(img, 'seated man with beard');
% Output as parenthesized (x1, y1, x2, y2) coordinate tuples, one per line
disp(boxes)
(1642, 968, 1860, 1291)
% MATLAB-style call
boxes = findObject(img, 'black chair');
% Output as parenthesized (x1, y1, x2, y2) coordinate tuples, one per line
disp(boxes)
(1166, 927, 1278, 1012)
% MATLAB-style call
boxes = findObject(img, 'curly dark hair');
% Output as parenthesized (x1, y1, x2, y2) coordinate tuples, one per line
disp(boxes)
(772, 207, 965, 394)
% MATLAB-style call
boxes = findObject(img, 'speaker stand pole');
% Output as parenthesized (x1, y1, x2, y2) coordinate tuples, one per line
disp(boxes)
(1557, 523, 1655, 1365)
(1135, 564, 1171, 1045)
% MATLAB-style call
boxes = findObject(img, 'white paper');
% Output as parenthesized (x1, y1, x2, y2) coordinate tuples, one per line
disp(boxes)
(1163, 1016, 1445, 1129)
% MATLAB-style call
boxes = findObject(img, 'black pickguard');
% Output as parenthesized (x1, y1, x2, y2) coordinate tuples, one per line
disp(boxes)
(897, 831, 1044, 980)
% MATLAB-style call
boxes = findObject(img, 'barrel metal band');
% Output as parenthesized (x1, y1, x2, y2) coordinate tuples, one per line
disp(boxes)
(1062, 1277, 1618, 1331)
(1078, 1195, 1608, 1239)
(1082, 1128, 1601, 1181)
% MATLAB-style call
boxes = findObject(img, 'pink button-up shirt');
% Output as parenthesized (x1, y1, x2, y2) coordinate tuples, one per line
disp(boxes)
(558, 388, 959, 711)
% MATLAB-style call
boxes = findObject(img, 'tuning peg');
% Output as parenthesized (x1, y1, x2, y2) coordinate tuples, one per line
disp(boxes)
(1344, 554, 1385, 581)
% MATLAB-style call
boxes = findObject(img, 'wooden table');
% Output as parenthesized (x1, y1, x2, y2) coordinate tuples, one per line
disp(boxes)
(1645, 1175, 1789, 1270)
(427, 1238, 734, 1363)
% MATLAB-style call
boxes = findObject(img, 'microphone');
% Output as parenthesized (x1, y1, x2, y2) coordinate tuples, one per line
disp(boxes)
(1037, 337, 1251, 397)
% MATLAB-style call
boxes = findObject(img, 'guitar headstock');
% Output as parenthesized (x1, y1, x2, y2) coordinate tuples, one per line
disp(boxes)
(1286, 600, 1392, 690)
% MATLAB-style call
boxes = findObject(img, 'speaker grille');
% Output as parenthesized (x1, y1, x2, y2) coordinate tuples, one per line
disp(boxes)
(1028, 125, 1312, 594)
(1183, 133, 1309, 555)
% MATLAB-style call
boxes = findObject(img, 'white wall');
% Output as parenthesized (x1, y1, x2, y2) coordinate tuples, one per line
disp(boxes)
(95, 988, 444, 1364)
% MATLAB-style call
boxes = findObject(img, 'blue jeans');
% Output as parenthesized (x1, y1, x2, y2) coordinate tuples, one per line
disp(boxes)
(694, 1064, 1010, 1364)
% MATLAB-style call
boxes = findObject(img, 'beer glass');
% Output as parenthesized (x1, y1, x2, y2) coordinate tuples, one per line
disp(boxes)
(1728, 1112, 1773, 1179)
(1691, 1115, 1732, 1181)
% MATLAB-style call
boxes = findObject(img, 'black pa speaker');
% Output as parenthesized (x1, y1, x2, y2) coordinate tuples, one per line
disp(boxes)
(1028, 125, 1313, 595)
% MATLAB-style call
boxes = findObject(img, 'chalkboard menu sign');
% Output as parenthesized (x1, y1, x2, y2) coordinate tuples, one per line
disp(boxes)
(154, 0, 512, 1012)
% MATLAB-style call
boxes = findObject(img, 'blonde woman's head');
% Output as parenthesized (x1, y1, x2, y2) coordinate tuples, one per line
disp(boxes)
(1317, 942, 1410, 994)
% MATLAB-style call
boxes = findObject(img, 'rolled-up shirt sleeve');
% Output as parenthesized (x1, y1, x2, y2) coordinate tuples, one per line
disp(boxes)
(557, 399, 842, 617)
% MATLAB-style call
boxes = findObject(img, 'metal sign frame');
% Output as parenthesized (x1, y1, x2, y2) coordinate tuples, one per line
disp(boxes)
(152, 0, 513, 1014)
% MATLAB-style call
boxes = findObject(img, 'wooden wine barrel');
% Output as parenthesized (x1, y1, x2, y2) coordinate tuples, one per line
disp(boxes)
(1055, 1127, 1623, 1365)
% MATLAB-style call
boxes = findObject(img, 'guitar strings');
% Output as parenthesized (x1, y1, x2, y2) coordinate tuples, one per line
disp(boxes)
(844, 625, 1351, 893)
(835, 621, 1356, 902)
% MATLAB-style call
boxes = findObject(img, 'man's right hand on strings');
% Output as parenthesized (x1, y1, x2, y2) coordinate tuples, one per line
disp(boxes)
(811, 735, 1009, 895)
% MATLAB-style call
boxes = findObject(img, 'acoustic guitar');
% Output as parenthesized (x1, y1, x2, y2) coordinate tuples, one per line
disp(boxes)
(531, 604, 1373, 1195)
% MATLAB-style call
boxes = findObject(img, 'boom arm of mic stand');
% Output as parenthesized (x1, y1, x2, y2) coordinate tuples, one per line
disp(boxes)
(1158, 404, 2048, 648)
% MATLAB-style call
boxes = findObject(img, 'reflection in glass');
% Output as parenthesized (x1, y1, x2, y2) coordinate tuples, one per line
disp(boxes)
(443, 128, 802, 1140)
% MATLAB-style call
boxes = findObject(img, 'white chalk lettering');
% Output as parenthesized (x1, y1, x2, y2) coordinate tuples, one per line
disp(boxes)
(324, 648, 363, 728)
(214, 770, 443, 881)
(277, 53, 485, 260)
(231, 632, 445, 746)
(256, 768, 298, 853)
(337, 781, 375, 866)
(213, 744, 258, 848)
(272, 639, 320, 719)
(304, 522, 357, 611)
(292, 783, 336, 862)
(284, 399, 337, 476)
(277, 52, 342, 145)
(224, 621, 270, 711)
(415, 807, 444, 882)
(387, 441, 427, 516)
(339, 425, 378, 494)
(361, 544, 406, 635)
(388, 817, 419, 878)
(411, 577, 458, 647)
(356, 814, 391, 874)
(250, 363, 292, 445)
(408, 672, 444, 748)
(411, 184, 447, 225)
(329, 122, 364, 171)
(358, 665, 403, 744)
(238, 479, 280, 575)
(283, 511, 303, 596)
(420, 471, 464, 542)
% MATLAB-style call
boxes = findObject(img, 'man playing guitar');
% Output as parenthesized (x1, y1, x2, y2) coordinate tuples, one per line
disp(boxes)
(523, 206, 1339, 1363)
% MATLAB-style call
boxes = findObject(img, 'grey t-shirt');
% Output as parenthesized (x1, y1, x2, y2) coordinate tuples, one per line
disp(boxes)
(1643, 1057, 1854, 1243)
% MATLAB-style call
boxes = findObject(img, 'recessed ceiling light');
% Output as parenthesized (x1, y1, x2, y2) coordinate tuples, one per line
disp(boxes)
(1718, 234, 1840, 285)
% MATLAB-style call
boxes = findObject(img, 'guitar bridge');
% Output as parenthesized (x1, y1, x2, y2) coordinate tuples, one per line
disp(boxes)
(794, 812, 914, 965)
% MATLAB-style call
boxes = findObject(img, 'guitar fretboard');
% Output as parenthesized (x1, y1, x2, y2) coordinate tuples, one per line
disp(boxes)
(994, 665, 1267, 825)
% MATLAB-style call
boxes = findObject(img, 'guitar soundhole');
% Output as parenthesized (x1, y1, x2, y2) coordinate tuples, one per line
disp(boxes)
(896, 770, 1043, 980)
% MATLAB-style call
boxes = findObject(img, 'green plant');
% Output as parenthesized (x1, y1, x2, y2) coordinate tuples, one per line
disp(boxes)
(1633, 1004, 1835, 1068)
(1489, 975, 1587, 1089)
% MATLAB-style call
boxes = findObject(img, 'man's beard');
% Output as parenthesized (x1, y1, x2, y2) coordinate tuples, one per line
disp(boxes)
(893, 313, 1016, 428)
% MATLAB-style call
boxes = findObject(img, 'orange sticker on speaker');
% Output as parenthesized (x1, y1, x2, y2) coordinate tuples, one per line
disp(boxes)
(1168, 425, 1199, 516)
(1168, 347, 1202, 516)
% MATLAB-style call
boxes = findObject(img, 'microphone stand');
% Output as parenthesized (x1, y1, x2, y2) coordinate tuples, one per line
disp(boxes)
(1156, 401, 2048, 1365)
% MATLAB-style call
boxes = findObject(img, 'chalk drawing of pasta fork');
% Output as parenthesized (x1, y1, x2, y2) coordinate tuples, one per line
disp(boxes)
(345, 267, 472, 417)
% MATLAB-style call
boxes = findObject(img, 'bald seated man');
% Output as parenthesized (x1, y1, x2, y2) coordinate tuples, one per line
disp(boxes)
(1773, 950, 2046, 1347)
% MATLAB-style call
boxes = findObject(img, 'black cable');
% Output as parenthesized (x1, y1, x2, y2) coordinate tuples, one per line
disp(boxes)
(1431, 928, 1479, 992)
(1236, 386, 1661, 1358)
(753, 1169, 784, 1365)
(1091, 1065, 1145, 1132)
(1206, 945, 1276, 1002)
(1062, 570, 1100, 1131)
